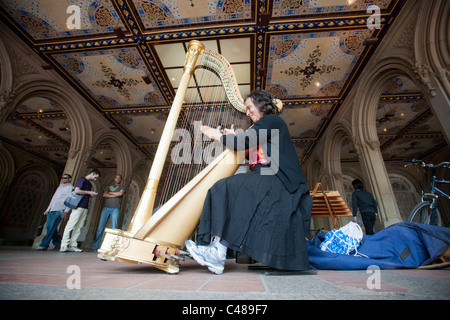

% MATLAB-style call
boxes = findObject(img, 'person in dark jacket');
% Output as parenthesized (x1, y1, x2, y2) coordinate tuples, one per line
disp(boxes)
(185, 90, 312, 274)
(351, 179, 378, 235)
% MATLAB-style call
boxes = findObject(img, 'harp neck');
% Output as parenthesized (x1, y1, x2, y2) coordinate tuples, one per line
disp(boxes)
(200, 49, 246, 113)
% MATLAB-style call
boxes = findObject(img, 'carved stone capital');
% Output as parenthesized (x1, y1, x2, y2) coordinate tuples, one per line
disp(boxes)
(367, 139, 380, 151)
(413, 62, 437, 96)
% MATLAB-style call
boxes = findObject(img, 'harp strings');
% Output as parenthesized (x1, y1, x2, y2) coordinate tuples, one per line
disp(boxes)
(157, 53, 248, 207)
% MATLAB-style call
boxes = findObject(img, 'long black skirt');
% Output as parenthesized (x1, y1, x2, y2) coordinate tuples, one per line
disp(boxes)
(197, 165, 312, 271)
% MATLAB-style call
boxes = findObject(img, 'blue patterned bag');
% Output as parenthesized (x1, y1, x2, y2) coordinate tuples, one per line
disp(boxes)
(320, 221, 363, 255)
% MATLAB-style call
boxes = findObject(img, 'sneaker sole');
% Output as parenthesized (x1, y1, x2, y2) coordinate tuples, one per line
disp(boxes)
(185, 241, 208, 267)
(207, 265, 224, 275)
(185, 241, 224, 274)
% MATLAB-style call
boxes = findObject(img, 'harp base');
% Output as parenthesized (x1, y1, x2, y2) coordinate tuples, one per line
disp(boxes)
(97, 228, 185, 274)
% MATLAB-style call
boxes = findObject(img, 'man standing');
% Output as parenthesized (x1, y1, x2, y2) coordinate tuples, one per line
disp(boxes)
(91, 174, 126, 250)
(60, 169, 101, 252)
(38, 174, 73, 250)
(351, 179, 378, 235)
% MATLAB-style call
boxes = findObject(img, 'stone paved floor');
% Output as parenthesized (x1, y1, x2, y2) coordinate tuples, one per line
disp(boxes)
(0, 246, 449, 301)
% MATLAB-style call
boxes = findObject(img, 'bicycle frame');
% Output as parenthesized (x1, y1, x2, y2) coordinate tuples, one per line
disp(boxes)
(406, 159, 449, 226)
(422, 177, 450, 209)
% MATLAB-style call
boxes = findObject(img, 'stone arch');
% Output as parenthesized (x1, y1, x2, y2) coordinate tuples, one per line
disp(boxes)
(306, 155, 324, 188)
(91, 130, 133, 183)
(352, 57, 419, 148)
(121, 179, 141, 231)
(10, 81, 92, 154)
(323, 121, 353, 196)
(0, 163, 59, 244)
(83, 131, 133, 243)
(414, 0, 449, 80)
(413, 0, 450, 143)
(131, 158, 150, 190)
(0, 37, 14, 122)
(9, 80, 93, 178)
(350, 57, 420, 227)
(0, 146, 15, 195)
(119, 159, 149, 231)
(388, 173, 420, 222)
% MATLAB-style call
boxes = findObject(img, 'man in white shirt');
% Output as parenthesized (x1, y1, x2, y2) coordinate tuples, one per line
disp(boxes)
(38, 174, 73, 250)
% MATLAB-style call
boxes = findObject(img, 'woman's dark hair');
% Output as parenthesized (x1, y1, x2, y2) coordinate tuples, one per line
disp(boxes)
(352, 179, 364, 190)
(245, 90, 279, 115)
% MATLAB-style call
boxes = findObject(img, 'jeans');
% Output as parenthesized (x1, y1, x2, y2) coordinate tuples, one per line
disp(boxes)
(40, 210, 63, 248)
(91, 207, 120, 249)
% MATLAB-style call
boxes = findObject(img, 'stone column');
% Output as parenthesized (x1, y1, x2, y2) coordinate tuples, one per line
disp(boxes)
(355, 138, 402, 227)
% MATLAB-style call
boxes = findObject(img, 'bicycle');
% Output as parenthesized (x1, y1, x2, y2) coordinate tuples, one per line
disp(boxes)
(404, 159, 450, 226)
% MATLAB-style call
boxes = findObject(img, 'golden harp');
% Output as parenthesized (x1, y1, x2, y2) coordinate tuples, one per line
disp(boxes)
(98, 40, 248, 273)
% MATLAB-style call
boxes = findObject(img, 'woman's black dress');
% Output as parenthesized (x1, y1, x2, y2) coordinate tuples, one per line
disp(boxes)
(196, 114, 312, 271)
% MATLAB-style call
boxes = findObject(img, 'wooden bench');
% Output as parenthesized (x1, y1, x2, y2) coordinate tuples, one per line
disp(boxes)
(310, 183, 353, 229)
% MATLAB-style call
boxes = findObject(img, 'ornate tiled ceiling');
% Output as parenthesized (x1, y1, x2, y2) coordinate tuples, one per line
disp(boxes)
(1, 0, 443, 171)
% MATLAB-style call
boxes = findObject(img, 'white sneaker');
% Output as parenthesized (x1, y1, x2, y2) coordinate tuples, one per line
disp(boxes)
(185, 240, 225, 275)
(68, 246, 82, 252)
(60, 245, 68, 252)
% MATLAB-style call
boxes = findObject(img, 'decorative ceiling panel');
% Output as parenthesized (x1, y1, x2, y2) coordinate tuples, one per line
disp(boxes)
(266, 29, 375, 99)
(376, 100, 428, 135)
(51, 46, 166, 109)
(0, 0, 125, 41)
(381, 135, 447, 159)
(15, 97, 63, 113)
(90, 144, 117, 167)
(382, 76, 422, 94)
(413, 115, 444, 134)
(272, 0, 392, 17)
(133, 0, 253, 30)
(32, 117, 72, 144)
(280, 104, 332, 137)
(110, 112, 168, 144)
(0, 119, 64, 148)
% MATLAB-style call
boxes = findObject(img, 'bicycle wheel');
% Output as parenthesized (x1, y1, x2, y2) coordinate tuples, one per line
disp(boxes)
(408, 201, 442, 226)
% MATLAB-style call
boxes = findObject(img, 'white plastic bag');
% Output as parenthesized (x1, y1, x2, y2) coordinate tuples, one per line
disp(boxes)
(320, 221, 363, 255)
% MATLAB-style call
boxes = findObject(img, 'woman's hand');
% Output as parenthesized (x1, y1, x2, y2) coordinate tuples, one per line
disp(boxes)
(221, 124, 235, 135)
(201, 124, 236, 141)
(201, 125, 223, 141)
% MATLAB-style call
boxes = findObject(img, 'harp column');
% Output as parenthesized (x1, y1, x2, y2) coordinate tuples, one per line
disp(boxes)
(127, 40, 206, 234)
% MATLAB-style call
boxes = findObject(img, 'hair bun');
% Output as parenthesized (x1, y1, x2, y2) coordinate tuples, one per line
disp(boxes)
(273, 99, 283, 113)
